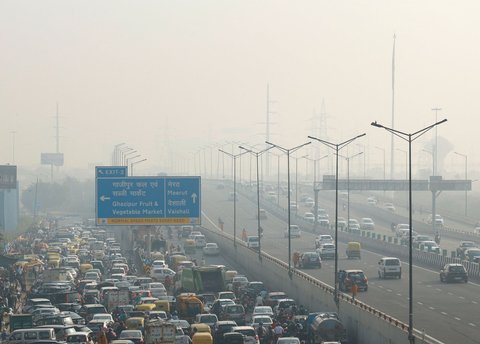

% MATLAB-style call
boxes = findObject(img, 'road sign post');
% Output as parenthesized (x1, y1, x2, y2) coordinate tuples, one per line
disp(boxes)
(96, 176, 201, 226)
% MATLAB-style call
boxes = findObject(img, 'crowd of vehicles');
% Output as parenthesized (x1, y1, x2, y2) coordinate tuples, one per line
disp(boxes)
(3, 220, 351, 344)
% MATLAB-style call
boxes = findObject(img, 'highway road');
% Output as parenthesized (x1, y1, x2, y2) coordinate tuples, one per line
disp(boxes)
(270, 184, 473, 254)
(201, 181, 480, 344)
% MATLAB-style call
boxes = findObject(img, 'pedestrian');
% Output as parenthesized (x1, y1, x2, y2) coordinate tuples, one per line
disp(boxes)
(351, 281, 358, 301)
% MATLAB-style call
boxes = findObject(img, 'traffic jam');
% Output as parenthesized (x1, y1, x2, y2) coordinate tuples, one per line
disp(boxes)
(1, 221, 348, 344)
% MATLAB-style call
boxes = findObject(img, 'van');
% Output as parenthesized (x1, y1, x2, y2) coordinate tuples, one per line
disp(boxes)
(6, 328, 56, 344)
(378, 257, 402, 279)
(66, 332, 94, 344)
(246, 236, 259, 249)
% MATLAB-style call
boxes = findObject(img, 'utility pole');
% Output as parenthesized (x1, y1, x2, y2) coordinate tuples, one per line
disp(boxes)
(431, 107, 442, 176)
(391, 34, 396, 180)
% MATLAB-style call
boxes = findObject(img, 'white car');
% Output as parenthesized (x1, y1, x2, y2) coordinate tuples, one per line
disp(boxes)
(384, 203, 396, 212)
(303, 212, 315, 223)
(150, 267, 175, 282)
(194, 235, 207, 248)
(284, 225, 301, 238)
(148, 282, 167, 297)
(360, 217, 375, 230)
(250, 315, 273, 329)
(246, 236, 260, 249)
(152, 260, 167, 268)
(276, 338, 301, 344)
(91, 313, 114, 325)
(203, 243, 220, 256)
(304, 198, 315, 207)
(317, 243, 335, 260)
(315, 234, 333, 248)
(252, 306, 274, 317)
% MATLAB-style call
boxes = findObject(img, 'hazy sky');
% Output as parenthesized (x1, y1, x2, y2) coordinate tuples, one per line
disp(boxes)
(1, 1, 480, 179)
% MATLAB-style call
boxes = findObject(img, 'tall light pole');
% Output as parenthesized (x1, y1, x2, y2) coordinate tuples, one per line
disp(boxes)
(375, 146, 386, 183)
(431, 107, 442, 175)
(219, 149, 248, 247)
(124, 151, 138, 166)
(119, 147, 133, 166)
(239, 145, 273, 259)
(293, 154, 308, 215)
(397, 148, 408, 210)
(454, 152, 468, 216)
(269, 152, 282, 205)
(337, 152, 363, 234)
(131, 158, 147, 176)
(112, 143, 126, 165)
(371, 118, 447, 344)
(304, 155, 329, 231)
(266, 140, 311, 277)
(308, 133, 366, 309)
(422, 149, 434, 177)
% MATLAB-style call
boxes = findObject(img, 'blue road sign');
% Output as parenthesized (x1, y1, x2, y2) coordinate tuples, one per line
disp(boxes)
(96, 176, 201, 226)
(96, 166, 128, 178)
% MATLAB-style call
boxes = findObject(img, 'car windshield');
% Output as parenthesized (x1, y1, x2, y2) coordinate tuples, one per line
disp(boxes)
(348, 272, 365, 280)
(449, 265, 465, 273)
(385, 259, 399, 266)
(201, 315, 217, 322)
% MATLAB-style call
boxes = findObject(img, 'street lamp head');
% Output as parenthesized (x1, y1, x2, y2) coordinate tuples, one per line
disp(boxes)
(371, 121, 383, 128)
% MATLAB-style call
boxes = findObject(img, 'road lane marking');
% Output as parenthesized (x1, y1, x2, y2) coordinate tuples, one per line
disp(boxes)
(454, 317, 461, 321)
(459, 296, 465, 300)
(435, 288, 442, 292)
(429, 306, 435, 310)
(417, 302, 423, 305)
(472, 301, 478, 304)
(441, 312, 448, 315)
(386, 289, 392, 292)
(396, 293, 402, 297)
(447, 292, 453, 296)
(468, 323, 476, 327)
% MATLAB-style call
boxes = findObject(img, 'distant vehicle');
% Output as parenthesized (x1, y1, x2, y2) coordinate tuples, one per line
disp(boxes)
(246, 236, 260, 249)
(303, 212, 315, 223)
(395, 224, 410, 237)
(284, 225, 301, 238)
(419, 241, 441, 254)
(360, 218, 375, 230)
(315, 235, 333, 248)
(336, 217, 347, 230)
(464, 248, 480, 262)
(256, 209, 268, 220)
(298, 252, 322, 269)
(348, 219, 360, 233)
(384, 203, 395, 212)
(203, 243, 220, 256)
(426, 214, 444, 227)
(290, 202, 298, 211)
(317, 243, 335, 260)
(377, 257, 401, 279)
(456, 241, 477, 259)
(367, 197, 377, 206)
(252, 306, 274, 317)
(440, 263, 468, 283)
(304, 198, 315, 207)
(338, 269, 368, 292)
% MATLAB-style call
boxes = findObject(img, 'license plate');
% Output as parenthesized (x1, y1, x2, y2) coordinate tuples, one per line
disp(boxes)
(454, 277, 462, 280)
(310, 258, 316, 262)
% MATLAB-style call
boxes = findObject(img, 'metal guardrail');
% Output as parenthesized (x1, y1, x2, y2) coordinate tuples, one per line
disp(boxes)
(200, 223, 444, 344)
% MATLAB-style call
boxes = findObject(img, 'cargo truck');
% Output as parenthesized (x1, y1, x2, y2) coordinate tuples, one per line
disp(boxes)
(180, 265, 225, 294)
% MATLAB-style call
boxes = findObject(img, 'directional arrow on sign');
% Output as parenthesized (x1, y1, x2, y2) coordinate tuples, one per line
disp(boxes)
(100, 195, 110, 202)
(191, 193, 197, 204)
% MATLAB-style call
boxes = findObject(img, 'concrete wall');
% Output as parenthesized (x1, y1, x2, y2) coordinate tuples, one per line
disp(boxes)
(202, 225, 443, 344)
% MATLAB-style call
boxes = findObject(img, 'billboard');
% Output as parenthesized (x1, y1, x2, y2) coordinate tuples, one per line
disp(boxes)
(41, 153, 64, 166)
(0, 165, 17, 189)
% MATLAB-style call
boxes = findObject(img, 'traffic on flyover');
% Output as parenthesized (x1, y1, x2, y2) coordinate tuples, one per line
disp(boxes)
(202, 180, 480, 344)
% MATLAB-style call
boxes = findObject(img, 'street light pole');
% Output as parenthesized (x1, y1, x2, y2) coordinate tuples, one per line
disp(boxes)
(239, 146, 273, 259)
(454, 152, 468, 216)
(131, 158, 147, 176)
(308, 133, 366, 309)
(293, 155, 308, 215)
(308, 133, 366, 311)
(371, 118, 447, 344)
(304, 155, 329, 231)
(219, 149, 249, 248)
(337, 152, 363, 235)
(266, 141, 311, 277)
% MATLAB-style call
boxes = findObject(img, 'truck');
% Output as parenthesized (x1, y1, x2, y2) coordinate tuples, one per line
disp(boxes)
(176, 294, 204, 324)
(144, 319, 176, 344)
(180, 265, 225, 294)
(104, 290, 130, 312)
(306, 312, 347, 343)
